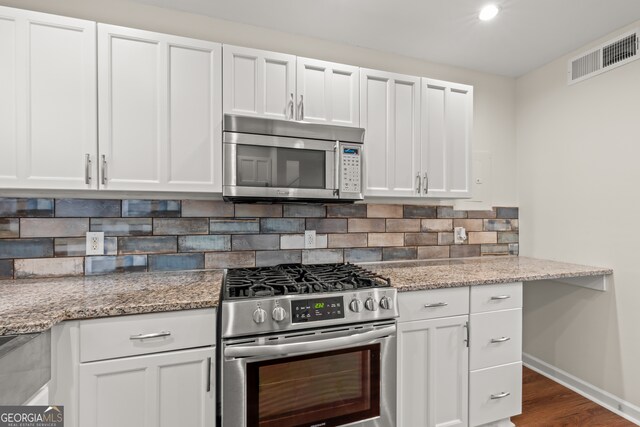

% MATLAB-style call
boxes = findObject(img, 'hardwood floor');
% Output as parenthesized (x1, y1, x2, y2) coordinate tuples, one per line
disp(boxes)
(512, 367, 635, 426)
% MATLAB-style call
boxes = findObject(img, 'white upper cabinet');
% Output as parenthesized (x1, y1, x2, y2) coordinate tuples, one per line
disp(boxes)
(296, 57, 360, 127)
(98, 24, 222, 192)
(223, 47, 359, 126)
(422, 78, 473, 198)
(223, 45, 296, 120)
(0, 6, 97, 190)
(360, 69, 420, 197)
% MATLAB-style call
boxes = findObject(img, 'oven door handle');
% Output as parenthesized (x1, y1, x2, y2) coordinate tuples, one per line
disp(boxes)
(224, 325, 395, 358)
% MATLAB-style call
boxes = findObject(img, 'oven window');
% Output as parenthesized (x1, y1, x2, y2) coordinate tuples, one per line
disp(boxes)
(236, 145, 326, 189)
(247, 344, 381, 427)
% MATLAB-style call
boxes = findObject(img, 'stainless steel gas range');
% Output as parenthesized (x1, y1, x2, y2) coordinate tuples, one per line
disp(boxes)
(218, 263, 398, 427)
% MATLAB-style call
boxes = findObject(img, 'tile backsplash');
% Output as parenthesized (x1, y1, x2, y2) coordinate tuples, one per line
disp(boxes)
(0, 198, 519, 280)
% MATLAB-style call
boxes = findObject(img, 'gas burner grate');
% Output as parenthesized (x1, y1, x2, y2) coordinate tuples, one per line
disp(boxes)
(224, 263, 391, 300)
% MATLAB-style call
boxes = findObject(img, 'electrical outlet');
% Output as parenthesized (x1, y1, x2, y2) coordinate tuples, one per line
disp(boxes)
(454, 227, 467, 244)
(304, 230, 316, 249)
(86, 232, 105, 255)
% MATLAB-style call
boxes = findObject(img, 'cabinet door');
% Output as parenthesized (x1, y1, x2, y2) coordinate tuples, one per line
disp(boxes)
(0, 6, 97, 190)
(98, 24, 222, 192)
(79, 347, 214, 427)
(297, 57, 359, 127)
(223, 45, 296, 120)
(360, 69, 420, 197)
(421, 78, 473, 198)
(397, 316, 469, 427)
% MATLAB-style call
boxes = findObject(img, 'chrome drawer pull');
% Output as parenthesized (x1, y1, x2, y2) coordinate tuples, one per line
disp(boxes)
(490, 336, 511, 343)
(491, 295, 511, 300)
(129, 331, 171, 340)
(490, 391, 511, 399)
(424, 302, 448, 308)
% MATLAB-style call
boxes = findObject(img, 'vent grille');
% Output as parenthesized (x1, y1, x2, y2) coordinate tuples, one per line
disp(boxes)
(603, 33, 637, 68)
(571, 50, 600, 80)
(568, 29, 639, 85)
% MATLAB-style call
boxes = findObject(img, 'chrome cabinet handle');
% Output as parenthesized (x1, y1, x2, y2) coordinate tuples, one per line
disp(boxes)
(416, 173, 421, 193)
(129, 331, 171, 340)
(491, 336, 511, 343)
(206, 357, 212, 392)
(423, 172, 428, 194)
(288, 93, 294, 120)
(85, 154, 92, 185)
(299, 94, 304, 121)
(490, 391, 511, 399)
(101, 155, 107, 185)
(424, 302, 448, 308)
(491, 295, 511, 300)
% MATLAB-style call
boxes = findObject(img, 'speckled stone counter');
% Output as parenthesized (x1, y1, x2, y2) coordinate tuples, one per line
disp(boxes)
(0, 270, 222, 336)
(366, 256, 612, 291)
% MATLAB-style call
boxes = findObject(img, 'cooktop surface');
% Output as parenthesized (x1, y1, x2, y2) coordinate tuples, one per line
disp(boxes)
(223, 263, 391, 300)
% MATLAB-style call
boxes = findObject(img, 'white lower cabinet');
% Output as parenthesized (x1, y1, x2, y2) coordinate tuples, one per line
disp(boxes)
(397, 315, 469, 427)
(51, 308, 216, 427)
(469, 283, 523, 427)
(79, 347, 215, 427)
(397, 284, 523, 427)
(469, 362, 522, 427)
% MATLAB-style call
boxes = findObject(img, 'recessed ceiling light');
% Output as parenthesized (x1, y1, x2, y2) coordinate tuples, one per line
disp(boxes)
(479, 4, 500, 21)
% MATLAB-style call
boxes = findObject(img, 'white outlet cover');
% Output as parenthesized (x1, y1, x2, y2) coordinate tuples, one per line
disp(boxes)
(304, 230, 316, 249)
(454, 227, 467, 244)
(86, 231, 105, 255)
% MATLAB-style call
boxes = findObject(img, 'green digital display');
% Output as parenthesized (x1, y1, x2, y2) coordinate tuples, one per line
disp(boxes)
(292, 297, 344, 323)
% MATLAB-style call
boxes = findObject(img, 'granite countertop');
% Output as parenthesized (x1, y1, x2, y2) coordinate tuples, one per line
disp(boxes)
(0, 256, 613, 336)
(0, 270, 222, 336)
(367, 256, 613, 291)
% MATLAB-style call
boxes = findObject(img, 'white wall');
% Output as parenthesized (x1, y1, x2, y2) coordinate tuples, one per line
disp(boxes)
(0, 0, 518, 207)
(517, 21, 640, 407)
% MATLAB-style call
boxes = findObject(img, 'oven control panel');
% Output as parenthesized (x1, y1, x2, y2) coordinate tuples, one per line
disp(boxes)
(291, 296, 345, 323)
(339, 144, 362, 195)
(221, 289, 399, 338)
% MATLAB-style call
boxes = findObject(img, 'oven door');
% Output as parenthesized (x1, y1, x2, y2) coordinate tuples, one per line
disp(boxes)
(223, 131, 338, 201)
(222, 322, 396, 427)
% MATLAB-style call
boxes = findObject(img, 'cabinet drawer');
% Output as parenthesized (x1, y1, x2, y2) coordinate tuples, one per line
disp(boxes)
(470, 282, 522, 314)
(470, 362, 522, 427)
(470, 308, 521, 370)
(80, 309, 216, 363)
(398, 287, 469, 322)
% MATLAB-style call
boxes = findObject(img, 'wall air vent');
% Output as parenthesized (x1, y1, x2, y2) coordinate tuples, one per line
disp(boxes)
(568, 29, 639, 85)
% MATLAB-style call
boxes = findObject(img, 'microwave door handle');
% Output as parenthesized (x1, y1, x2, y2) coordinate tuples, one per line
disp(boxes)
(334, 142, 340, 196)
(224, 325, 395, 358)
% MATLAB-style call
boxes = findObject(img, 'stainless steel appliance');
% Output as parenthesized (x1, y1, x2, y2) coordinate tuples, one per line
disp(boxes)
(223, 115, 365, 203)
(218, 263, 398, 427)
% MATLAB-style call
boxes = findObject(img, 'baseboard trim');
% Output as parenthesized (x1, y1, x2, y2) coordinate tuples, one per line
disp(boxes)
(523, 353, 640, 426)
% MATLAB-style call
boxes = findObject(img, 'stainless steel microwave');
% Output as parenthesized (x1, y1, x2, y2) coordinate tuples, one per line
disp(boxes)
(223, 115, 365, 203)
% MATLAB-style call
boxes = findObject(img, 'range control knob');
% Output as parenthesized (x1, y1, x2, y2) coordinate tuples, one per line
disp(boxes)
(349, 299, 364, 313)
(252, 308, 267, 324)
(365, 297, 378, 311)
(272, 306, 287, 322)
(379, 296, 393, 310)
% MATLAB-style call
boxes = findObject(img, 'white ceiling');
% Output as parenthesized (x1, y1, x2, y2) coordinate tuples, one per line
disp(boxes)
(134, 0, 640, 76)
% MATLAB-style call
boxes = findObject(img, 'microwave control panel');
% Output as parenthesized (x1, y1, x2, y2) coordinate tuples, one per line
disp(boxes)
(339, 143, 362, 195)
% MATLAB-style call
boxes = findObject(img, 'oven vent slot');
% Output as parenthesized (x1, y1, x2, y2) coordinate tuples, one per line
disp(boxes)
(568, 29, 639, 85)
(321, 327, 351, 335)
(284, 331, 317, 339)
